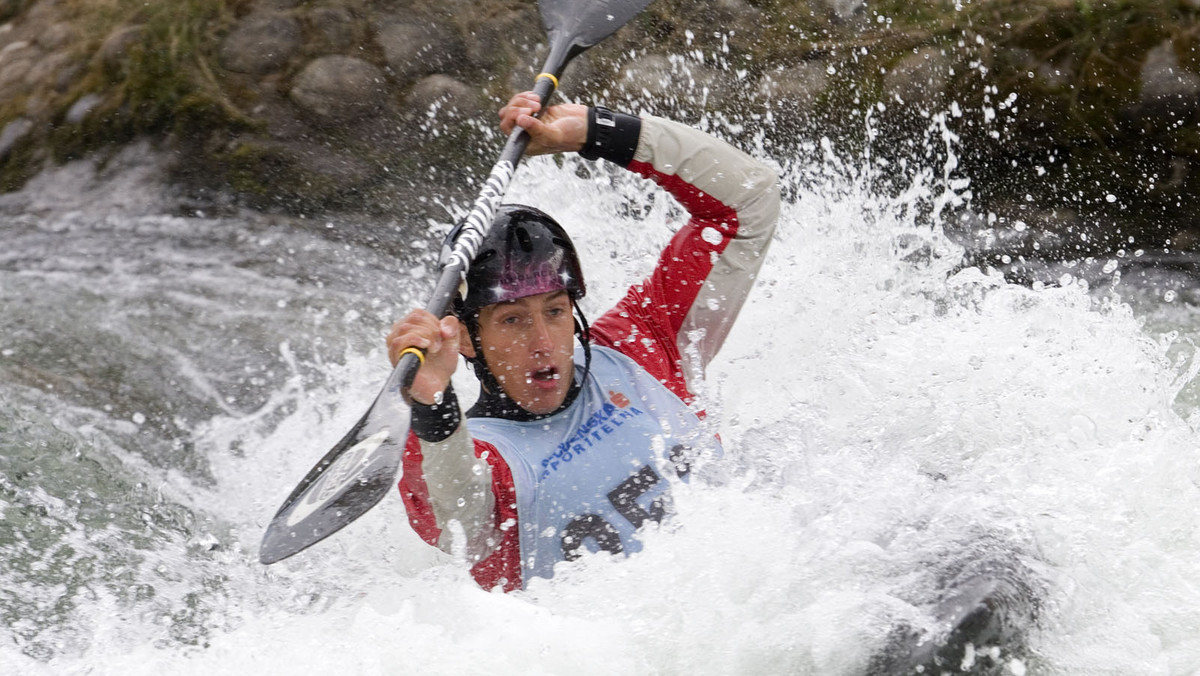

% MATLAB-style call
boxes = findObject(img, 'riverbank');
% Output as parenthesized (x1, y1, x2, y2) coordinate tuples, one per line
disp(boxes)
(1, 0, 1199, 262)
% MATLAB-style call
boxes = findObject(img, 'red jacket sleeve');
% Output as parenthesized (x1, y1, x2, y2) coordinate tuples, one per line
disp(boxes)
(590, 116, 780, 406)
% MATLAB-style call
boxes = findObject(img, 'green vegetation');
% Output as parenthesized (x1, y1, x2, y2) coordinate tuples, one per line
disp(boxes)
(0, 0, 1197, 250)
(0, 0, 250, 186)
(57, 0, 249, 152)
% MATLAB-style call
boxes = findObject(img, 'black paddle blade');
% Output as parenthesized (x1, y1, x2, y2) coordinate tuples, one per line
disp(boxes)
(259, 388, 411, 564)
(539, 0, 655, 71)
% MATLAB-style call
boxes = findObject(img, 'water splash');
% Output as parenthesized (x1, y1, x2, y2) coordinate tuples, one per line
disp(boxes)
(3, 74, 1200, 676)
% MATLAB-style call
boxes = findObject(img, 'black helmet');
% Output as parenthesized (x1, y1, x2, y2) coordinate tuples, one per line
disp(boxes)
(445, 204, 586, 319)
(443, 204, 594, 418)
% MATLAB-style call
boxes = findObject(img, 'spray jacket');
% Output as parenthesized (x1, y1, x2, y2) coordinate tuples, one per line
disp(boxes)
(398, 113, 780, 591)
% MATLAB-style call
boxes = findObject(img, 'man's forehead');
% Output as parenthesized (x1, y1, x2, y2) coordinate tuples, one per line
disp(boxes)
(487, 289, 569, 310)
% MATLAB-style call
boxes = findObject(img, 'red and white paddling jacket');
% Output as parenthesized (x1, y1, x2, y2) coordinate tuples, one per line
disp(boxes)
(399, 114, 780, 591)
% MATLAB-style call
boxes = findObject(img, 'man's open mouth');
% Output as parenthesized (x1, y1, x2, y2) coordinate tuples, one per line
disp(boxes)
(528, 366, 560, 383)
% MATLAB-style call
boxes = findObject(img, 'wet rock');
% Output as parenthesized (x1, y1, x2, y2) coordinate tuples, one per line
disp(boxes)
(23, 51, 70, 89)
(0, 54, 33, 94)
(1138, 39, 1200, 120)
(290, 55, 388, 122)
(759, 62, 829, 114)
(405, 74, 481, 120)
(23, 0, 59, 25)
(817, 0, 865, 20)
(0, 117, 31, 159)
(98, 25, 145, 73)
(306, 6, 357, 53)
(619, 55, 729, 110)
(463, 7, 537, 70)
(35, 22, 73, 50)
(682, 0, 763, 40)
(1034, 58, 1072, 90)
(254, 0, 304, 9)
(219, 13, 301, 76)
(714, 0, 762, 24)
(222, 138, 378, 211)
(66, 93, 103, 125)
(884, 47, 953, 110)
(375, 21, 466, 84)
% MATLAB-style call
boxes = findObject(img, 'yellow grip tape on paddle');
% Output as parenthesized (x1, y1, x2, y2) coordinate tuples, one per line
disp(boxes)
(536, 72, 559, 90)
(398, 347, 425, 366)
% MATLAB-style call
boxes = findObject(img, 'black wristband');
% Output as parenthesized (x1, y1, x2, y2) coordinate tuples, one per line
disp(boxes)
(410, 384, 461, 442)
(579, 106, 641, 167)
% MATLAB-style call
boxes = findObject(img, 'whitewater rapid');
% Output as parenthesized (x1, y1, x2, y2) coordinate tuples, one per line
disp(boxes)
(3, 129, 1200, 675)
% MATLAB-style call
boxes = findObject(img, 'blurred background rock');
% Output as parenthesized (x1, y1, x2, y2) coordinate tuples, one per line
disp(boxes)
(2, 0, 1199, 266)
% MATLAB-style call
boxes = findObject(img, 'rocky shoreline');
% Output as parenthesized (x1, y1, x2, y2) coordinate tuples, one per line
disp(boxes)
(2, 0, 1200, 264)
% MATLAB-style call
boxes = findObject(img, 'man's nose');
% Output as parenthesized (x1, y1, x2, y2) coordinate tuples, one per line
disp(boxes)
(530, 315, 554, 353)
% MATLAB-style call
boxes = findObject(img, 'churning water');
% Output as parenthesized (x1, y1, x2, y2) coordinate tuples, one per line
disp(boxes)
(2, 115, 1199, 675)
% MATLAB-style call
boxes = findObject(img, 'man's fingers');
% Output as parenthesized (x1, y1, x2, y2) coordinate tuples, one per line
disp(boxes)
(505, 91, 541, 111)
(387, 310, 451, 366)
(499, 91, 542, 133)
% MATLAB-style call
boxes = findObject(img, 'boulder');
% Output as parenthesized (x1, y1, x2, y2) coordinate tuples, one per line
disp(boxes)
(0, 55, 33, 98)
(884, 47, 953, 110)
(759, 62, 830, 114)
(66, 93, 103, 125)
(98, 25, 145, 74)
(306, 6, 357, 53)
(375, 21, 466, 84)
(35, 22, 74, 50)
(1138, 39, 1200, 120)
(290, 55, 389, 122)
(253, 0, 304, 9)
(817, 0, 865, 20)
(405, 75, 481, 121)
(619, 55, 729, 110)
(219, 13, 302, 76)
(462, 7, 538, 70)
(0, 117, 31, 159)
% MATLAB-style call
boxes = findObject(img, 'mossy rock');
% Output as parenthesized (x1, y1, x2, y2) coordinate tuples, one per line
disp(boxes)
(0, 0, 1199, 256)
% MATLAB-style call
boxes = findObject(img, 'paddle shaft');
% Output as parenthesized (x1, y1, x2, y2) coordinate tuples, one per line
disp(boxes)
(393, 72, 561, 398)
(261, 0, 657, 564)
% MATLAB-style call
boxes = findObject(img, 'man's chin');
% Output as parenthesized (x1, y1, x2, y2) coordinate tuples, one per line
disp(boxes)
(521, 392, 567, 415)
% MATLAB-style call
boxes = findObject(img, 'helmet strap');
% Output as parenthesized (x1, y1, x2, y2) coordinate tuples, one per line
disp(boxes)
(572, 297, 593, 389)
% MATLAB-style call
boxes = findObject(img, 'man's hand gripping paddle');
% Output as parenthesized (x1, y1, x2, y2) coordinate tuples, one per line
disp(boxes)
(259, 0, 656, 565)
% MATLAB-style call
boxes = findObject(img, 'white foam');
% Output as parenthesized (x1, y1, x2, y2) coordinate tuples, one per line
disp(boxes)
(20, 132, 1200, 676)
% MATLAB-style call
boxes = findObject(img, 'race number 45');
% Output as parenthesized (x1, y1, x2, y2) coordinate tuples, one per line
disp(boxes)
(560, 445, 690, 560)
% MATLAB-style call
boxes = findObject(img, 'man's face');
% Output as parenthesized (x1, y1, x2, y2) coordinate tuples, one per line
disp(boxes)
(474, 290, 576, 414)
